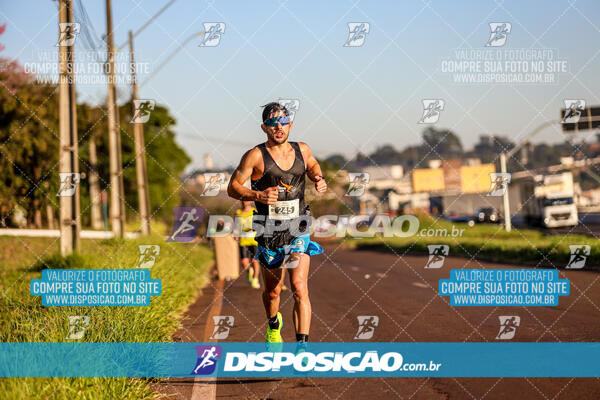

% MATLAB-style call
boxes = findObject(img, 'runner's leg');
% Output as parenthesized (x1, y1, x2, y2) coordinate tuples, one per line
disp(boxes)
(240, 257, 250, 270)
(288, 253, 311, 336)
(261, 265, 284, 319)
(252, 259, 261, 280)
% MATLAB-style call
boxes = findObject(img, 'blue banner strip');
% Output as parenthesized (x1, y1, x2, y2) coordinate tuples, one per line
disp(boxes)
(0, 343, 599, 377)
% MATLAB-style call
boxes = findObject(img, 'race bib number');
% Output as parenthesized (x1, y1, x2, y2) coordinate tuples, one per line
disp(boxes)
(268, 199, 299, 220)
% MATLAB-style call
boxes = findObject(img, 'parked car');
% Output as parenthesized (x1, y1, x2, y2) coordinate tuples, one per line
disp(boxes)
(475, 207, 500, 223)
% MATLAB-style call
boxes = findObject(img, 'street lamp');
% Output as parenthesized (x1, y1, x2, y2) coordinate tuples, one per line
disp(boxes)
(500, 120, 558, 232)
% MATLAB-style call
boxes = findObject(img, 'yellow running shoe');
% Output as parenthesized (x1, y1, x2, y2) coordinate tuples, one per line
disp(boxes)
(251, 278, 260, 289)
(266, 312, 283, 347)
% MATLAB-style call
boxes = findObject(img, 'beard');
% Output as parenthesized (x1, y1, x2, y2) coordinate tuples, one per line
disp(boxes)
(271, 131, 288, 144)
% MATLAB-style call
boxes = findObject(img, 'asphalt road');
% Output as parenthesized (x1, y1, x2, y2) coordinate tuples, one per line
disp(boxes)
(158, 243, 600, 400)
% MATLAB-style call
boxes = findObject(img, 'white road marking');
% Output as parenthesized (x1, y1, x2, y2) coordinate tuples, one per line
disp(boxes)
(191, 276, 223, 400)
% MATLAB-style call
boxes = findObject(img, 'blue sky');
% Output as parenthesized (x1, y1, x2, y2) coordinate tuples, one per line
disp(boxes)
(2, 0, 600, 170)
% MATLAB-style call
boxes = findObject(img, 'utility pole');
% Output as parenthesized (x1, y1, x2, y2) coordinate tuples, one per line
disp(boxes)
(58, 0, 80, 254)
(499, 152, 511, 232)
(105, 0, 126, 237)
(129, 30, 151, 235)
(88, 134, 103, 230)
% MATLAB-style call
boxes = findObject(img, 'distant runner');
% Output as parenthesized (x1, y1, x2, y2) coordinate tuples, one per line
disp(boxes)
(228, 101, 326, 351)
(235, 200, 261, 289)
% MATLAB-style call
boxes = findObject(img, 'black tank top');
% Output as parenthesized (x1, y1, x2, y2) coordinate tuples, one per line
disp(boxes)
(251, 142, 308, 248)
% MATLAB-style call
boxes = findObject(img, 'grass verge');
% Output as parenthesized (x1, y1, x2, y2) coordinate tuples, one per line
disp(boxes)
(0, 234, 213, 399)
(345, 214, 599, 269)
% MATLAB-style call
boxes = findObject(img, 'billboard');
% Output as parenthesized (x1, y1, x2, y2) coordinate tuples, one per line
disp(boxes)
(460, 164, 495, 194)
(443, 160, 462, 192)
(412, 168, 445, 192)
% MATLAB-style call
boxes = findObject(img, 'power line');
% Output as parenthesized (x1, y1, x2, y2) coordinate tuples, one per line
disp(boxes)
(139, 31, 203, 88)
(75, 0, 103, 49)
(116, 0, 179, 51)
(73, 0, 106, 63)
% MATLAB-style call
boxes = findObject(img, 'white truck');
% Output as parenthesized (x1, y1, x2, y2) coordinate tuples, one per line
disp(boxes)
(519, 172, 578, 228)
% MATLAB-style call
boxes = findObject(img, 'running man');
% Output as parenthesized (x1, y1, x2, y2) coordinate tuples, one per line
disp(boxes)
(227, 101, 326, 349)
(235, 200, 261, 289)
(169, 208, 200, 241)
(193, 346, 218, 374)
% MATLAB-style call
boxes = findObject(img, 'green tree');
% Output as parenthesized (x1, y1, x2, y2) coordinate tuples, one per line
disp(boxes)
(0, 58, 191, 227)
(81, 102, 191, 222)
(370, 144, 402, 165)
(421, 126, 463, 158)
(0, 58, 59, 227)
(324, 153, 347, 169)
(399, 145, 427, 170)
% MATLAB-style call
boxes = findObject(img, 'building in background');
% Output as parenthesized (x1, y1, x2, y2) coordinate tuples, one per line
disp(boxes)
(403, 161, 498, 216)
(204, 153, 214, 171)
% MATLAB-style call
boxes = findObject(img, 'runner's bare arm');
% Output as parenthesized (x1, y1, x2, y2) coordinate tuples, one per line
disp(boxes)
(299, 142, 327, 193)
(227, 148, 279, 204)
